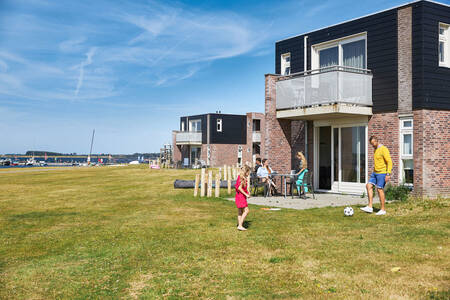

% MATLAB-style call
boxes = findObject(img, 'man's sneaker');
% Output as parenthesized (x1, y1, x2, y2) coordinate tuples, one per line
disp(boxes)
(360, 206, 373, 213)
(375, 210, 386, 215)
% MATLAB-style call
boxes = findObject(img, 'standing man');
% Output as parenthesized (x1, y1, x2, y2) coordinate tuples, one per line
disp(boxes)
(361, 136, 393, 215)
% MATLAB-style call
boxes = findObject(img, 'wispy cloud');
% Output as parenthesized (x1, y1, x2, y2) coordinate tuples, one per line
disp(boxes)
(0, 0, 274, 102)
(74, 47, 97, 96)
(59, 37, 86, 53)
(305, 1, 335, 17)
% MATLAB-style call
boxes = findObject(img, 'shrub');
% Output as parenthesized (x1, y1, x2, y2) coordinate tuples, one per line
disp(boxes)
(385, 184, 411, 201)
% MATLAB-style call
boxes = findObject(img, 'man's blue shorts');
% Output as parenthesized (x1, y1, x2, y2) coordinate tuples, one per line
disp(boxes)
(369, 173, 387, 189)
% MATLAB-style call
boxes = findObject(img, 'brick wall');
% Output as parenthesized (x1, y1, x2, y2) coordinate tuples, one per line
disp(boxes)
(291, 120, 306, 170)
(246, 112, 265, 165)
(398, 6, 413, 114)
(368, 112, 400, 185)
(264, 74, 293, 179)
(413, 110, 450, 198)
(172, 131, 181, 162)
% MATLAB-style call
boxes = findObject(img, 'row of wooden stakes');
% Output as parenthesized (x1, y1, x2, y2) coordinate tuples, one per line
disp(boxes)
(193, 165, 244, 197)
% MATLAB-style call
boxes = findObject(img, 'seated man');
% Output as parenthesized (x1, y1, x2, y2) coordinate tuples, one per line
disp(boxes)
(254, 157, 262, 174)
(257, 159, 277, 196)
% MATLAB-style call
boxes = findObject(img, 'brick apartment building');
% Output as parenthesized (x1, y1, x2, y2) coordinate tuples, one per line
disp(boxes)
(173, 112, 264, 167)
(265, 0, 449, 197)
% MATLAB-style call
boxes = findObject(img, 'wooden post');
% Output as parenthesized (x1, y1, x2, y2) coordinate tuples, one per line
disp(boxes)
(223, 165, 227, 181)
(215, 174, 220, 197)
(207, 170, 213, 197)
(232, 167, 237, 180)
(227, 175, 232, 195)
(194, 174, 200, 197)
(205, 170, 209, 194)
(200, 168, 206, 197)
(219, 167, 222, 180)
(228, 166, 232, 182)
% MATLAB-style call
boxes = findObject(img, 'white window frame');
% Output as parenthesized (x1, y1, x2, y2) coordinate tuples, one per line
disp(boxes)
(189, 119, 201, 132)
(217, 119, 222, 132)
(311, 32, 367, 70)
(399, 118, 413, 185)
(281, 53, 291, 75)
(439, 23, 449, 67)
(181, 121, 185, 132)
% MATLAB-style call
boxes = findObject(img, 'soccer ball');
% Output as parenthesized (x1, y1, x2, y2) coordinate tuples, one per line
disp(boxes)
(344, 206, 354, 216)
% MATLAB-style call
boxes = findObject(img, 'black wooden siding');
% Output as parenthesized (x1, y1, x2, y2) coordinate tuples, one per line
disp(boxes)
(180, 114, 208, 144)
(276, 8, 399, 113)
(209, 114, 247, 144)
(180, 114, 246, 145)
(412, 1, 450, 110)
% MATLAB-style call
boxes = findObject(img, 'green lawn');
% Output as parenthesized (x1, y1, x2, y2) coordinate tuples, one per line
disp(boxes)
(0, 166, 449, 299)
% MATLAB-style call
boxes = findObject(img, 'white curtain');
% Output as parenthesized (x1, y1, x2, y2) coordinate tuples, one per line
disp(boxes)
(342, 40, 366, 69)
(319, 47, 338, 68)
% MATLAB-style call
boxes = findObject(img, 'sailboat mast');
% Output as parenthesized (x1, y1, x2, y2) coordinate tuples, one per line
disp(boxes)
(89, 129, 95, 159)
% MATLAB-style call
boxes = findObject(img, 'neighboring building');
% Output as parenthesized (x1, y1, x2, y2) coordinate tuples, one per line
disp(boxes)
(265, 0, 449, 197)
(173, 112, 264, 167)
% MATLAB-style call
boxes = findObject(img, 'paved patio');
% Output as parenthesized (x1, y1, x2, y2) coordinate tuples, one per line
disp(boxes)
(227, 193, 378, 210)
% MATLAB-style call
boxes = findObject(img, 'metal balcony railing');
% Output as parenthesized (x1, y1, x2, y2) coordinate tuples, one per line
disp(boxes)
(175, 131, 202, 144)
(276, 66, 373, 110)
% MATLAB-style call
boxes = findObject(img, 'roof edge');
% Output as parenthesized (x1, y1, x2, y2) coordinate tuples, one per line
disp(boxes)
(276, 0, 449, 43)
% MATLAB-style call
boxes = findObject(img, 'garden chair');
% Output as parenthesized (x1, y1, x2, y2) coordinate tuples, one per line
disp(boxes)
(290, 170, 315, 199)
(250, 173, 268, 197)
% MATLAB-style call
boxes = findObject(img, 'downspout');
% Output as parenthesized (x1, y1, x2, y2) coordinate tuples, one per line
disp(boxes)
(304, 35, 309, 162)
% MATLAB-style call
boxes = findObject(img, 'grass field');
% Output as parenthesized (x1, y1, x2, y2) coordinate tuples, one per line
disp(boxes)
(0, 166, 449, 299)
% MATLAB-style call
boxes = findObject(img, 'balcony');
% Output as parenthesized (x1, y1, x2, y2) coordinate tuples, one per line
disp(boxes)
(252, 131, 261, 142)
(276, 66, 373, 120)
(175, 131, 202, 145)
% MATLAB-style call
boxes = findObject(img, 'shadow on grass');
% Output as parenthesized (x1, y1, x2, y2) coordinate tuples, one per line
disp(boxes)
(243, 220, 252, 228)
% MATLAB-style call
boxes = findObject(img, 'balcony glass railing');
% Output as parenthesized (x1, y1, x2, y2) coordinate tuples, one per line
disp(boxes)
(175, 131, 202, 144)
(276, 66, 372, 110)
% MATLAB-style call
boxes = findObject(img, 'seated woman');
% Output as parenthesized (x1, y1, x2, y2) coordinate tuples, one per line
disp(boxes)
(257, 159, 277, 196)
(295, 152, 308, 198)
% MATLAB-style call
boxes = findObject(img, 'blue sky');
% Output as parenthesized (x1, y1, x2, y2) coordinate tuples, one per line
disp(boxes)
(0, 0, 430, 154)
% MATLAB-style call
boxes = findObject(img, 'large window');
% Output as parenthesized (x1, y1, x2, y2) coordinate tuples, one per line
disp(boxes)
(281, 53, 291, 75)
(340, 126, 366, 183)
(400, 118, 413, 185)
(313, 33, 366, 70)
(439, 23, 449, 67)
(189, 119, 201, 132)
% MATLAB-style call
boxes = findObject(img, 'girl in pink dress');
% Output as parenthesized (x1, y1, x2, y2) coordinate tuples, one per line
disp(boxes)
(235, 165, 251, 231)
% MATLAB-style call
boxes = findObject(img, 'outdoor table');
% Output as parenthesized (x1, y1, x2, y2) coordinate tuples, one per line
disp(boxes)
(270, 173, 295, 198)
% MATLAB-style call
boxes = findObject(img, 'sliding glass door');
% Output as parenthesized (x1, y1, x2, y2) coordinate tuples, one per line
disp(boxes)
(339, 126, 366, 183)
(315, 123, 367, 193)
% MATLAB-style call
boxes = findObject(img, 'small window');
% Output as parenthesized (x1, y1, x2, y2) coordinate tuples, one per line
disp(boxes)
(439, 23, 449, 67)
(402, 133, 412, 155)
(401, 119, 413, 129)
(281, 53, 291, 75)
(400, 118, 413, 185)
(402, 159, 414, 184)
(252, 119, 261, 132)
(217, 119, 222, 132)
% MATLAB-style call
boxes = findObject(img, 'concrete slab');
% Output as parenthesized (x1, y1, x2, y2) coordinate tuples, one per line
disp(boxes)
(227, 193, 377, 210)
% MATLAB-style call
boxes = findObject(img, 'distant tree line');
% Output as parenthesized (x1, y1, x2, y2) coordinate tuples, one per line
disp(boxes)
(20, 151, 160, 158)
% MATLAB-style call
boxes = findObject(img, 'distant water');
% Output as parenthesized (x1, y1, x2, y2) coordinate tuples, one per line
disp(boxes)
(0, 156, 145, 168)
